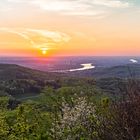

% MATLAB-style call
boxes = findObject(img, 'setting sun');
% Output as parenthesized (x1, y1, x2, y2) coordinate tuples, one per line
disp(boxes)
(40, 48, 48, 55)
(42, 50, 47, 55)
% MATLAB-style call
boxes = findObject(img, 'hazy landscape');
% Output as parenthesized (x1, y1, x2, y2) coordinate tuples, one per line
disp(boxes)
(0, 56, 139, 71)
(0, 56, 140, 139)
(0, 0, 140, 139)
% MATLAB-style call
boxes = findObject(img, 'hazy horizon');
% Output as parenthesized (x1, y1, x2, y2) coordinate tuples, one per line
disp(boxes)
(0, 55, 140, 58)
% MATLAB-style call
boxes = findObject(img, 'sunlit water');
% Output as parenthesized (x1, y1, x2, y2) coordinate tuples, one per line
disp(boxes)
(130, 59, 138, 63)
(55, 63, 95, 72)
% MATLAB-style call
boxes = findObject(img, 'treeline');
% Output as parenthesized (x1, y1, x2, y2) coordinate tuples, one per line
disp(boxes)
(0, 77, 95, 98)
(0, 79, 61, 97)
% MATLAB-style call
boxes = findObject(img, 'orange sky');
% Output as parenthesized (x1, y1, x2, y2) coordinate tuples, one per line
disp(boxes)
(0, 0, 140, 57)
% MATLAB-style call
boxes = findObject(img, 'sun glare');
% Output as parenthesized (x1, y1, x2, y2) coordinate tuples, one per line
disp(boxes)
(41, 48, 48, 55)
(42, 50, 47, 55)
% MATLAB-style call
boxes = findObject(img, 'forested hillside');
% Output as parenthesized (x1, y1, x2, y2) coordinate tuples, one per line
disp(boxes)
(0, 64, 140, 140)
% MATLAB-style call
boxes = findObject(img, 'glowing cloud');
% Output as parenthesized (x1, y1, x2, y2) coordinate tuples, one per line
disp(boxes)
(0, 28, 71, 52)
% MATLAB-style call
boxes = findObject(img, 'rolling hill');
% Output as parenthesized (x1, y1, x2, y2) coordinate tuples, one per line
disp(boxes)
(1, 63, 140, 80)
(0, 64, 60, 81)
(1, 63, 140, 83)
(0, 63, 140, 100)
(0, 64, 62, 99)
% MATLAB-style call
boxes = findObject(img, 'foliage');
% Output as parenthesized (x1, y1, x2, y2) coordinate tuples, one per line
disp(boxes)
(0, 64, 140, 139)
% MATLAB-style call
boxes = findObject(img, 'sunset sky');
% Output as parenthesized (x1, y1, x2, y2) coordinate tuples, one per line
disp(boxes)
(0, 0, 140, 56)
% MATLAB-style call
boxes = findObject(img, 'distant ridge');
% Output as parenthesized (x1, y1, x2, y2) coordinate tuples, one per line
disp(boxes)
(0, 64, 59, 80)
(1, 63, 140, 80)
